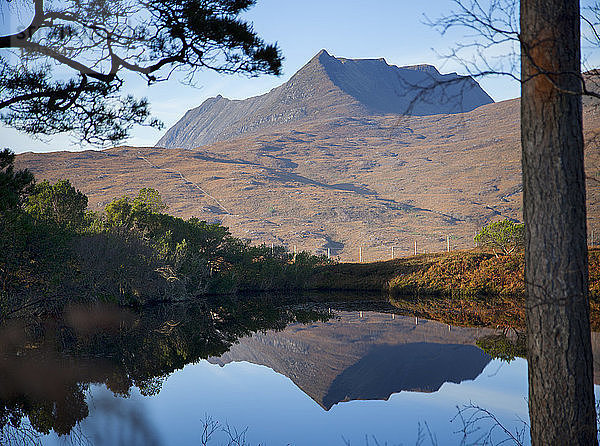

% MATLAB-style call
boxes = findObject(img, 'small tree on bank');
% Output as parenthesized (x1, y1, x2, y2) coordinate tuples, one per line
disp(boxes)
(474, 219, 524, 256)
(0, 149, 34, 214)
(25, 179, 88, 229)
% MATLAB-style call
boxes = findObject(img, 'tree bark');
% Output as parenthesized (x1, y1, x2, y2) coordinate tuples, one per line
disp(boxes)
(521, 0, 597, 444)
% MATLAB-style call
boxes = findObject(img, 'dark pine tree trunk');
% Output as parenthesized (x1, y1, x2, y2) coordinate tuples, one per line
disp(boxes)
(521, 0, 597, 443)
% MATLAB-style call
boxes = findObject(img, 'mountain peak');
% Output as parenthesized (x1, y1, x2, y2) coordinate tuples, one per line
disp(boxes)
(157, 51, 494, 149)
(306, 48, 337, 69)
(311, 51, 493, 116)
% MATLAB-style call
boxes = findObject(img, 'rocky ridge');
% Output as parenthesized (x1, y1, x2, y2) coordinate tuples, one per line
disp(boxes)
(157, 50, 494, 149)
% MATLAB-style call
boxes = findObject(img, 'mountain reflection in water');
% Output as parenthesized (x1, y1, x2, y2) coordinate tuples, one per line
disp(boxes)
(0, 297, 544, 444)
(209, 311, 493, 410)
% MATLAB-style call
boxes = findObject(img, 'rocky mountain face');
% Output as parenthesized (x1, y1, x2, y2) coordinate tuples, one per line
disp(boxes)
(208, 311, 493, 410)
(156, 50, 494, 149)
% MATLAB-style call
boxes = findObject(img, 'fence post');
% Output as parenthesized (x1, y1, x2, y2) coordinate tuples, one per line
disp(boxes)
(414, 241, 417, 256)
(359, 246, 363, 263)
(446, 235, 450, 252)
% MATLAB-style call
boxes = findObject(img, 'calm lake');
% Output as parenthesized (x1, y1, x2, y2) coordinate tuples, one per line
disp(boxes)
(2, 295, 597, 445)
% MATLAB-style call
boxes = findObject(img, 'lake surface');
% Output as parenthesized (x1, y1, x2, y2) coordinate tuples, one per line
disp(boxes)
(1, 296, 593, 445)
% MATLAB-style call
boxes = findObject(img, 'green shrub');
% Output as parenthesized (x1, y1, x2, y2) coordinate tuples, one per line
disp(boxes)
(474, 219, 524, 255)
(25, 179, 88, 230)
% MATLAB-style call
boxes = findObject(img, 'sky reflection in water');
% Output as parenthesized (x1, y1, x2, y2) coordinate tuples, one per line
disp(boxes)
(35, 308, 534, 446)
(43, 358, 529, 446)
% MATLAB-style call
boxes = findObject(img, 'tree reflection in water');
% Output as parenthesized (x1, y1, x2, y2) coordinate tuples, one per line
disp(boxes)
(0, 297, 330, 444)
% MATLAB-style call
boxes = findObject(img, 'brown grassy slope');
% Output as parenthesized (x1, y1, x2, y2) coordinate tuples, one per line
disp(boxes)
(308, 248, 600, 298)
(307, 251, 518, 294)
(16, 99, 600, 260)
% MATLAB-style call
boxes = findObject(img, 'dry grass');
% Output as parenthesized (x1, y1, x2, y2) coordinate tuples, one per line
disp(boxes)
(307, 250, 524, 295)
(310, 248, 600, 296)
(387, 251, 525, 297)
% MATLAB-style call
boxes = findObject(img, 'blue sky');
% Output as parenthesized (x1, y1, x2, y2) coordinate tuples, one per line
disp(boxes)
(3, 0, 526, 153)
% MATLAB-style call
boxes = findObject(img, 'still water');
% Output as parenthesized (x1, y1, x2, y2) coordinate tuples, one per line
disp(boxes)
(0, 296, 585, 445)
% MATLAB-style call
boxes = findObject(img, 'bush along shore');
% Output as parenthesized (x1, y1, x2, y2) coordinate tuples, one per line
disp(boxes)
(1, 185, 332, 320)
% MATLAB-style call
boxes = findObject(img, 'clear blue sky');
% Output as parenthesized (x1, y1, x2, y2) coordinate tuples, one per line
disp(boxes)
(3, 0, 526, 153)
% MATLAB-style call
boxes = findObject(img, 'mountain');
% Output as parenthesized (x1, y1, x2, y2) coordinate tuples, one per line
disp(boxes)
(208, 311, 493, 410)
(157, 50, 494, 149)
(15, 53, 600, 259)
